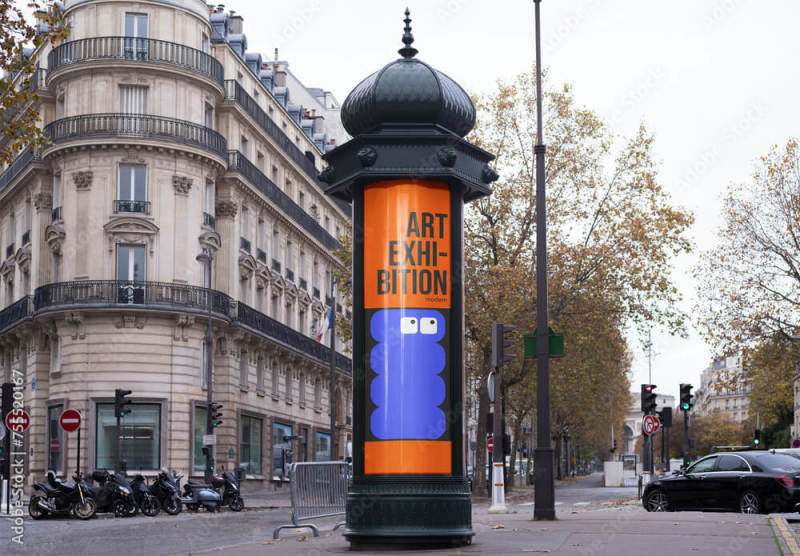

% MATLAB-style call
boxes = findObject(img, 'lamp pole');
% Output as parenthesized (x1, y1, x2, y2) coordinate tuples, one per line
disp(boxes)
(197, 249, 215, 483)
(329, 273, 336, 460)
(533, 0, 555, 521)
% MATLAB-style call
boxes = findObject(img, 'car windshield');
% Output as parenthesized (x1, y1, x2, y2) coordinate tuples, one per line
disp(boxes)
(752, 453, 800, 472)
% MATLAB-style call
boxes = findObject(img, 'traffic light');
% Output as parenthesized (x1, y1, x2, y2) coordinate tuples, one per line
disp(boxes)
(210, 402, 223, 428)
(661, 407, 672, 428)
(754, 428, 761, 447)
(491, 324, 516, 368)
(611, 439, 617, 453)
(640, 384, 657, 414)
(114, 389, 132, 418)
(656, 411, 664, 429)
(680, 383, 694, 411)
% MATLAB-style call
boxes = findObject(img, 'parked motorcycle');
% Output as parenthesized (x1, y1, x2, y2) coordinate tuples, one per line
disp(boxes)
(130, 473, 160, 517)
(150, 468, 181, 515)
(212, 471, 244, 512)
(84, 470, 136, 517)
(28, 470, 96, 520)
(174, 471, 222, 512)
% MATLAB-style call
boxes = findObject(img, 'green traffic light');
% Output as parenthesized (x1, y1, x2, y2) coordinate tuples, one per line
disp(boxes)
(681, 403, 689, 410)
(754, 439, 760, 445)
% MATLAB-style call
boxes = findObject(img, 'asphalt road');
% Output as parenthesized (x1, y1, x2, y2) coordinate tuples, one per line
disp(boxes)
(1, 474, 639, 556)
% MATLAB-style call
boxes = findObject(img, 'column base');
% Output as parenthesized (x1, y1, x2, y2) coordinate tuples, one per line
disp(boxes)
(345, 477, 473, 547)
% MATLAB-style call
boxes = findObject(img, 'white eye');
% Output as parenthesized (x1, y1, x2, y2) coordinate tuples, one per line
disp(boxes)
(400, 317, 418, 334)
(420, 318, 438, 335)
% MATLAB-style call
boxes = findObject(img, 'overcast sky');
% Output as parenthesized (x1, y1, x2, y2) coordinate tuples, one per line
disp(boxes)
(227, 0, 800, 401)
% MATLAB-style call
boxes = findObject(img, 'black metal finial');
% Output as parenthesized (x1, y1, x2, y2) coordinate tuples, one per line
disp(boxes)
(398, 7, 418, 59)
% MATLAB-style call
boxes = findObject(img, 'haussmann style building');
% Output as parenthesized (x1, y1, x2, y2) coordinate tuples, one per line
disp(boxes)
(0, 0, 355, 491)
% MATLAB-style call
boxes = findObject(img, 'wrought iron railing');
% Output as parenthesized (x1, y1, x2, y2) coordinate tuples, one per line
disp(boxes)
(240, 237, 251, 253)
(0, 149, 37, 195)
(0, 296, 32, 333)
(21, 230, 30, 246)
(256, 248, 267, 263)
(44, 114, 227, 160)
(114, 199, 150, 214)
(227, 151, 340, 250)
(272, 259, 281, 273)
(34, 280, 231, 316)
(203, 212, 215, 229)
(236, 302, 351, 373)
(51, 206, 62, 222)
(48, 37, 224, 86)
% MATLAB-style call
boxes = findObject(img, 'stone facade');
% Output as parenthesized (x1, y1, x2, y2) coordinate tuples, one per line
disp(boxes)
(694, 356, 751, 423)
(0, 0, 352, 490)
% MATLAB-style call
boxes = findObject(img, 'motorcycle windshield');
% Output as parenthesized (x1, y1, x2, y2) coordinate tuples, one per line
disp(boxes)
(223, 471, 237, 484)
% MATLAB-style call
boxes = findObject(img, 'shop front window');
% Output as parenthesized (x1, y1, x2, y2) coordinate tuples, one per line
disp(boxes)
(273, 422, 292, 479)
(315, 432, 330, 462)
(96, 403, 160, 470)
(193, 405, 207, 473)
(240, 414, 262, 474)
(48, 404, 64, 473)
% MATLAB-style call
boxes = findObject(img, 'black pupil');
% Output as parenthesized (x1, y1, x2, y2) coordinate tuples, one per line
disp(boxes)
(430, 320, 435, 324)
(410, 320, 415, 324)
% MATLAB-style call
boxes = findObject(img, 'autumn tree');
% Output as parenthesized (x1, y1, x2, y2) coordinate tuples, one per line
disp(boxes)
(466, 70, 693, 492)
(695, 138, 800, 430)
(0, 1, 67, 164)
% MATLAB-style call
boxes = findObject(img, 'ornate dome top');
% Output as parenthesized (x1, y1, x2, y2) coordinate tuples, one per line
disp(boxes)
(340, 9, 476, 138)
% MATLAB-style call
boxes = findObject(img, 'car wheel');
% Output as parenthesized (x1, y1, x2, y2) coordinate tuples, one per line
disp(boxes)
(644, 489, 670, 512)
(28, 496, 48, 519)
(72, 498, 97, 520)
(740, 491, 762, 514)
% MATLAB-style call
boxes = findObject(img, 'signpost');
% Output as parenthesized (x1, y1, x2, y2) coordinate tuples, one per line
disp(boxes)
(793, 439, 800, 449)
(5, 409, 30, 433)
(487, 436, 493, 453)
(642, 415, 660, 437)
(59, 409, 82, 475)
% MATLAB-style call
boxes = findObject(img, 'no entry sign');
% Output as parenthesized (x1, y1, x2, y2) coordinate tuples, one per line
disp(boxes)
(642, 414, 660, 436)
(59, 409, 81, 432)
(5, 409, 30, 433)
(487, 436, 494, 453)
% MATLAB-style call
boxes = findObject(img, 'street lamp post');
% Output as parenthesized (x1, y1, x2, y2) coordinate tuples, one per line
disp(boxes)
(196, 249, 215, 483)
(533, 0, 556, 520)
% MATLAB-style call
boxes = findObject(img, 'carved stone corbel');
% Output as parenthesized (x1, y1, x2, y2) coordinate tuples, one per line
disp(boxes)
(215, 200, 237, 219)
(34, 193, 53, 212)
(45, 223, 66, 254)
(174, 314, 195, 341)
(64, 312, 86, 340)
(172, 175, 193, 195)
(114, 313, 146, 330)
(73, 171, 93, 190)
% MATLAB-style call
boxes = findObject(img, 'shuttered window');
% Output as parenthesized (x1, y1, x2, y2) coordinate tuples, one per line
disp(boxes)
(119, 85, 147, 114)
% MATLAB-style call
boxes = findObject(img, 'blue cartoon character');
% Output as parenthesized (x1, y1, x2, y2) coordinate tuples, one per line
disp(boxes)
(369, 309, 447, 440)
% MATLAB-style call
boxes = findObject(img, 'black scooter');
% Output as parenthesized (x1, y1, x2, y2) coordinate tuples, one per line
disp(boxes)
(150, 467, 182, 515)
(130, 473, 160, 517)
(29, 470, 96, 520)
(85, 470, 136, 517)
(212, 471, 244, 511)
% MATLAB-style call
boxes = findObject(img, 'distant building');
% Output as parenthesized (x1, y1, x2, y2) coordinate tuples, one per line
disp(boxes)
(694, 356, 751, 423)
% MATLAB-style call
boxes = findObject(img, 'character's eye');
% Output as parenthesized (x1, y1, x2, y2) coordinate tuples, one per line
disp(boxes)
(400, 317, 418, 334)
(420, 318, 438, 335)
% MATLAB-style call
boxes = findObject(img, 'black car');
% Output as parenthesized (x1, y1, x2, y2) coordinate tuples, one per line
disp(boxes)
(643, 451, 800, 514)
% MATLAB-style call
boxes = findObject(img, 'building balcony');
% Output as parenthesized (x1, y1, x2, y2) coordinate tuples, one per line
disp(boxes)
(203, 212, 216, 229)
(0, 149, 37, 196)
(240, 237, 251, 253)
(227, 151, 340, 250)
(114, 199, 151, 215)
(256, 248, 267, 264)
(25, 280, 352, 374)
(44, 114, 227, 161)
(48, 37, 224, 87)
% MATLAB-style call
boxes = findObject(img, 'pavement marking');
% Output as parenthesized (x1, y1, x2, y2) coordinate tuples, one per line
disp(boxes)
(774, 516, 800, 556)
(573, 502, 590, 507)
(518, 502, 534, 506)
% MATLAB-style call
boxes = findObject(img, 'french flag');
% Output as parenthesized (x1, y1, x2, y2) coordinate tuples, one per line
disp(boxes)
(316, 308, 333, 343)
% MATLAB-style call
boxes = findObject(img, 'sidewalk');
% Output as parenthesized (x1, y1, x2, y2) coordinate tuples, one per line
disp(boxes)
(197, 507, 788, 555)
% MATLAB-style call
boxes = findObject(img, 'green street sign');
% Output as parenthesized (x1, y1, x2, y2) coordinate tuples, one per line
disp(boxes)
(524, 327, 565, 358)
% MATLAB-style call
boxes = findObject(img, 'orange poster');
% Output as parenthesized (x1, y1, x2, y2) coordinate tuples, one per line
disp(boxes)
(364, 180, 451, 309)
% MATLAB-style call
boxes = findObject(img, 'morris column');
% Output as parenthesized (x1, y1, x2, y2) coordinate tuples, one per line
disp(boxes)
(321, 10, 498, 546)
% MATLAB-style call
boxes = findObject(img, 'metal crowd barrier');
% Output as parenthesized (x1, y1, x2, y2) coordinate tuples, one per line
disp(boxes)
(273, 461, 350, 539)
